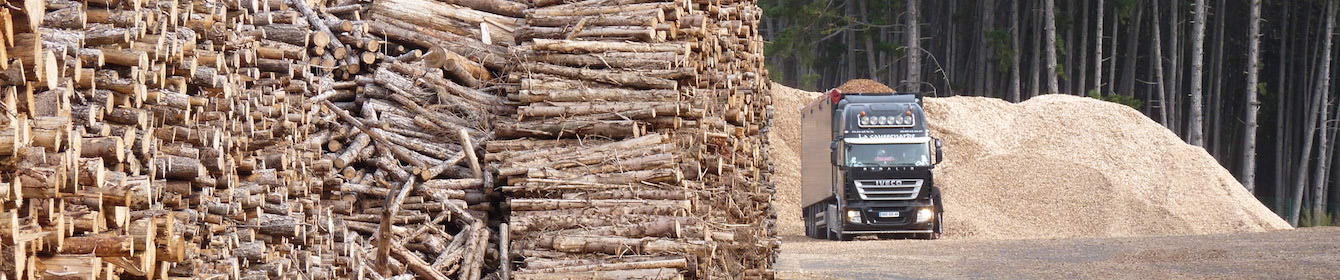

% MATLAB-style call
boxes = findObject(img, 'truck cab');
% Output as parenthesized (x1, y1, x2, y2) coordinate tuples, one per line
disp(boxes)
(800, 89, 944, 240)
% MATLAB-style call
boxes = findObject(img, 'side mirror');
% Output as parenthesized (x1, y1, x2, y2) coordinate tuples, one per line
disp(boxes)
(934, 138, 944, 165)
(830, 141, 840, 165)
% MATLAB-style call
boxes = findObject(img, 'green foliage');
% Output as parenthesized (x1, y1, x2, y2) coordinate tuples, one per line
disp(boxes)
(761, 0, 895, 90)
(1115, 0, 1140, 23)
(986, 28, 1014, 74)
(801, 73, 822, 90)
(1087, 91, 1144, 110)
(1299, 211, 1337, 227)
(1055, 35, 1068, 82)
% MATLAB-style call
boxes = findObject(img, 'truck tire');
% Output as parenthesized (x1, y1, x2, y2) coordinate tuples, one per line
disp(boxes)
(804, 206, 819, 239)
(929, 210, 943, 240)
(824, 205, 855, 241)
(930, 190, 944, 240)
(809, 204, 820, 239)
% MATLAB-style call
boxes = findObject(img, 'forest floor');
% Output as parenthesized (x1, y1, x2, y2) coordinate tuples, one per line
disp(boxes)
(776, 227, 1340, 279)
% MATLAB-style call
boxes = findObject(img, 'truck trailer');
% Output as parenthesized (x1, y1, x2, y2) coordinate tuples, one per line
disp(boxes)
(800, 88, 945, 240)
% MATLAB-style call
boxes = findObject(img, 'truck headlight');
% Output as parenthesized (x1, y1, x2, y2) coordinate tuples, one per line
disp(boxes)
(916, 208, 934, 223)
(847, 209, 862, 223)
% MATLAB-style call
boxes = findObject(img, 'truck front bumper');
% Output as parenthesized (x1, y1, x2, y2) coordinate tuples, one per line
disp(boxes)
(839, 200, 936, 234)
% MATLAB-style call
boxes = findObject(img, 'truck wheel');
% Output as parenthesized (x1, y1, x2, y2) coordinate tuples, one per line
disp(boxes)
(821, 206, 847, 241)
(930, 192, 944, 240)
(803, 206, 818, 239)
(929, 211, 943, 240)
(814, 207, 829, 239)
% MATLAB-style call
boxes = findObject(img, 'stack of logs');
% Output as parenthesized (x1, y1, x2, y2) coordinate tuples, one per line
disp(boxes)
(0, 0, 517, 278)
(0, 0, 776, 277)
(493, 0, 778, 279)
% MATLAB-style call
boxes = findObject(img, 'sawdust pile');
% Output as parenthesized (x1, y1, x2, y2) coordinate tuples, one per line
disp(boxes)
(926, 95, 1291, 239)
(836, 79, 896, 93)
(770, 83, 823, 235)
(768, 83, 1291, 238)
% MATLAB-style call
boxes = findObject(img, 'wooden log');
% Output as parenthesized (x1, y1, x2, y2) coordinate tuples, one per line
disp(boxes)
(518, 102, 684, 119)
(527, 2, 676, 18)
(59, 234, 134, 257)
(516, 26, 659, 42)
(526, 52, 684, 70)
(36, 255, 103, 280)
(366, 20, 510, 69)
(259, 24, 312, 47)
(153, 155, 205, 180)
(441, 0, 526, 17)
(495, 119, 641, 139)
(513, 268, 682, 280)
(529, 39, 690, 55)
(519, 62, 677, 89)
(525, 13, 661, 28)
(422, 47, 487, 86)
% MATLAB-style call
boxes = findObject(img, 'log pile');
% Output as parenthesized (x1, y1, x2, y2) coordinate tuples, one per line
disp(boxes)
(0, 0, 777, 277)
(0, 0, 515, 278)
(494, 0, 778, 278)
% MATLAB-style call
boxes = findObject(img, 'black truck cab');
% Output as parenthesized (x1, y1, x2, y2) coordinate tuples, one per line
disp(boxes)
(800, 90, 944, 240)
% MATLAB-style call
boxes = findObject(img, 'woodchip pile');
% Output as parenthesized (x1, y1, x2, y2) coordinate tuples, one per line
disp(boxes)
(765, 83, 818, 236)
(923, 95, 1292, 239)
(833, 79, 893, 94)
(490, 0, 778, 279)
(0, 0, 522, 278)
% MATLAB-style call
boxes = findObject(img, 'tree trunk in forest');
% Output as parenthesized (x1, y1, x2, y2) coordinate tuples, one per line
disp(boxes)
(1044, 0, 1059, 95)
(1169, 0, 1182, 134)
(1318, 102, 1339, 223)
(1077, 0, 1089, 96)
(1275, 4, 1291, 211)
(1063, 1, 1076, 94)
(1241, 0, 1262, 192)
(1312, 72, 1335, 225)
(1108, 1, 1120, 96)
(1095, 0, 1106, 96)
(1152, 0, 1169, 126)
(948, 0, 958, 94)
(1030, 0, 1042, 97)
(1289, 4, 1320, 214)
(846, 1, 858, 81)
(861, 0, 878, 83)
(1209, 0, 1229, 162)
(1009, 0, 1022, 102)
(978, 0, 994, 96)
(1189, 0, 1208, 147)
(1292, 0, 1335, 227)
(1119, 0, 1145, 96)
(907, 0, 921, 92)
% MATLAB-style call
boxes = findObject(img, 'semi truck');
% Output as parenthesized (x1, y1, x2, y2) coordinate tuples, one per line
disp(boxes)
(800, 88, 945, 240)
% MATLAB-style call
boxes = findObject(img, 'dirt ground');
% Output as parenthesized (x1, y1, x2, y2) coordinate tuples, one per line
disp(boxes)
(776, 227, 1340, 279)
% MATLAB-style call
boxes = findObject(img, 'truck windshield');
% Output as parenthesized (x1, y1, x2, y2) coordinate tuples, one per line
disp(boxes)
(846, 143, 930, 167)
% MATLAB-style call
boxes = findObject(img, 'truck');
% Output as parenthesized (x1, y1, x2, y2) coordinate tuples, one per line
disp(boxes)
(800, 88, 945, 240)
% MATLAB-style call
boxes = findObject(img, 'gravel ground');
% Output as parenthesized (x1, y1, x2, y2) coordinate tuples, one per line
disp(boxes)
(777, 227, 1340, 280)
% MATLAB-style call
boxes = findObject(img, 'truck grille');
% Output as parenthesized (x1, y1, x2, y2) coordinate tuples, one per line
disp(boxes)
(854, 179, 923, 200)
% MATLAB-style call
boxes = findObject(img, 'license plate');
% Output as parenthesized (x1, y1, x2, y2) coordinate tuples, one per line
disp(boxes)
(878, 211, 901, 218)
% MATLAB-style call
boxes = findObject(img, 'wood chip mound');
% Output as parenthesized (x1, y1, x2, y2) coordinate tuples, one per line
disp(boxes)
(926, 95, 1292, 239)
(768, 83, 823, 235)
(768, 85, 1292, 239)
(835, 79, 895, 93)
